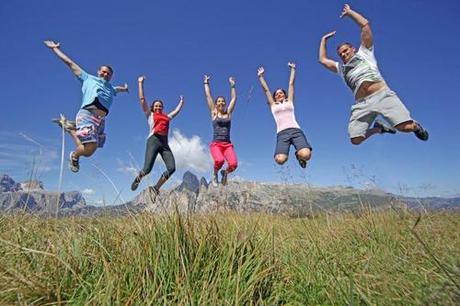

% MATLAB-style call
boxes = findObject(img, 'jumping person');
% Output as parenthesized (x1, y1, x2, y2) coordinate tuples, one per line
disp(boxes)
(44, 40, 128, 172)
(204, 75, 238, 186)
(257, 63, 312, 168)
(319, 4, 428, 145)
(130, 75, 184, 194)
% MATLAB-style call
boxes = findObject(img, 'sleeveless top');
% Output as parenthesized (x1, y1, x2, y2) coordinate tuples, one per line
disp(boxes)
(270, 100, 300, 133)
(212, 116, 231, 142)
(147, 112, 170, 138)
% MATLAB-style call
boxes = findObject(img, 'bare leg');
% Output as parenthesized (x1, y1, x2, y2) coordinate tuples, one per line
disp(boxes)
(274, 154, 288, 165)
(395, 119, 429, 141)
(350, 127, 381, 145)
(395, 120, 417, 132)
(154, 175, 168, 191)
(296, 148, 312, 161)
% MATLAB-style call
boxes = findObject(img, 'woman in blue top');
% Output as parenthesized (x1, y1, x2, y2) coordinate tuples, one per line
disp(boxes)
(44, 40, 129, 173)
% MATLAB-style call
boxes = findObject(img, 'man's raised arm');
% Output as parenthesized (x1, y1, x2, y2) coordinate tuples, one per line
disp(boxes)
(340, 4, 373, 48)
(319, 31, 338, 73)
(44, 40, 83, 77)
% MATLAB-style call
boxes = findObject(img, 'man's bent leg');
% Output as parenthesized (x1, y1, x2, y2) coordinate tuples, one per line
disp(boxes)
(395, 120, 417, 132)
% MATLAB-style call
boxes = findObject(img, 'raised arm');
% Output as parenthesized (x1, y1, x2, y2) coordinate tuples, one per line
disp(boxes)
(44, 40, 82, 77)
(137, 75, 150, 117)
(114, 83, 129, 93)
(168, 95, 185, 119)
(227, 77, 237, 115)
(319, 31, 339, 73)
(340, 4, 373, 48)
(287, 62, 296, 102)
(257, 67, 275, 106)
(203, 74, 215, 114)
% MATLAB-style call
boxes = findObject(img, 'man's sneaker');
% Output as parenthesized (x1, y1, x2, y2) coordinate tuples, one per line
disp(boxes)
(211, 172, 219, 187)
(131, 175, 142, 191)
(69, 151, 79, 173)
(414, 123, 429, 141)
(373, 119, 396, 134)
(220, 169, 228, 186)
(52, 114, 76, 132)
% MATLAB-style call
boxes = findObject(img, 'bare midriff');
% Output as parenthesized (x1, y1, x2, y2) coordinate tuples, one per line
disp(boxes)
(355, 81, 386, 100)
(85, 106, 107, 117)
(93, 109, 107, 117)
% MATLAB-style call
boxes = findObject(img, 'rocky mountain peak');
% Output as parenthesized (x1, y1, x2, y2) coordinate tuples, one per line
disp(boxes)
(20, 180, 44, 191)
(174, 171, 200, 194)
(1, 174, 21, 192)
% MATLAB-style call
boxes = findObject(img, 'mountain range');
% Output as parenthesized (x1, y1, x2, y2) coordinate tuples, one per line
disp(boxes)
(1, 172, 458, 217)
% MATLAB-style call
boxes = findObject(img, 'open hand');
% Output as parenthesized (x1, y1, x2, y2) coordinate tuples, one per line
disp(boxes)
(229, 76, 235, 87)
(322, 31, 337, 40)
(44, 40, 60, 49)
(257, 67, 265, 77)
(340, 4, 352, 18)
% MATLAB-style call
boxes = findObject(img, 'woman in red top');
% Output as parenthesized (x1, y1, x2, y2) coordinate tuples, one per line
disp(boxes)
(131, 75, 184, 194)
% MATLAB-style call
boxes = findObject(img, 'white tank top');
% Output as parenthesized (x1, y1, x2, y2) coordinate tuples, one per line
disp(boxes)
(271, 100, 300, 133)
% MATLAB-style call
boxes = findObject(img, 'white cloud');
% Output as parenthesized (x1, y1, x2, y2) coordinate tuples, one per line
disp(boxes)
(82, 188, 96, 195)
(169, 129, 211, 173)
(116, 158, 139, 177)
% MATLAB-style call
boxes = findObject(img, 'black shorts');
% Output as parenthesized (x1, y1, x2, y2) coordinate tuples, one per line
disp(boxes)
(274, 128, 312, 156)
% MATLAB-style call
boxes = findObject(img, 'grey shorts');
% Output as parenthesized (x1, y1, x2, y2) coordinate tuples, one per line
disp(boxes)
(275, 128, 312, 156)
(348, 88, 412, 138)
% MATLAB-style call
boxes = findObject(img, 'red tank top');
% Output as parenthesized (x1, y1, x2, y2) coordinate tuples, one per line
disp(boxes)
(152, 112, 170, 136)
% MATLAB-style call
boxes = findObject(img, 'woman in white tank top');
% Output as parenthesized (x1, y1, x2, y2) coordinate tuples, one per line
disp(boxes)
(257, 63, 312, 168)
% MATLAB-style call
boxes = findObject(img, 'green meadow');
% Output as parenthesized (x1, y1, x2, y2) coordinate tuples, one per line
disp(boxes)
(0, 210, 458, 305)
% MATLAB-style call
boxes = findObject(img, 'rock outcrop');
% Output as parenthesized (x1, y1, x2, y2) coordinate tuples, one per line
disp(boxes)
(1, 174, 21, 192)
(20, 180, 44, 191)
(0, 174, 86, 214)
(174, 171, 200, 195)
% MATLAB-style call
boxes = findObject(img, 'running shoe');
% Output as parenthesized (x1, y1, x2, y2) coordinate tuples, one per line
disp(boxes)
(295, 152, 307, 168)
(211, 172, 219, 187)
(69, 151, 79, 173)
(52, 114, 76, 132)
(131, 175, 142, 191)
(220, 169, 228, 186)
(298, 159, 307, 168)
(414, 123, 429, 141)
(373, 119, 396, 134)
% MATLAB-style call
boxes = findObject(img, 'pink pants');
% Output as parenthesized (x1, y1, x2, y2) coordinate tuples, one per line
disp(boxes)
(210, 141, 238, 172)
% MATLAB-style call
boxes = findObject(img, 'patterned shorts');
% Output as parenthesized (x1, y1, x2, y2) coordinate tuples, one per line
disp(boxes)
(75, 109, 106, 148)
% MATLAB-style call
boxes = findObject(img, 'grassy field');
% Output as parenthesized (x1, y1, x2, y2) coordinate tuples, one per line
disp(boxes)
(0, 209, 458, 305)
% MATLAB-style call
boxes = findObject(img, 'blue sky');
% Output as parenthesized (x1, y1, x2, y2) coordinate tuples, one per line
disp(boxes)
(1, 0, 459, 204)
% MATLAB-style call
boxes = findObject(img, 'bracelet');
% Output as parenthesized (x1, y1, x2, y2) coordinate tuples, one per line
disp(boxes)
(231, 85, 236, 88)
(204, 82, 209, 84)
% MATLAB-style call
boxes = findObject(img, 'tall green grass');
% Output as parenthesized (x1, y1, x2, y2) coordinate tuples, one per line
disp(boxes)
(0, 210, 458, 305)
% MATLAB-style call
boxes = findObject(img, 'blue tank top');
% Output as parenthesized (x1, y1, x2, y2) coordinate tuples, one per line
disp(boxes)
(212, 116, 231, 142)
